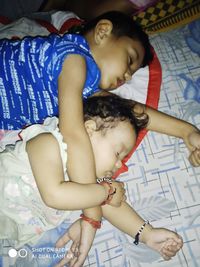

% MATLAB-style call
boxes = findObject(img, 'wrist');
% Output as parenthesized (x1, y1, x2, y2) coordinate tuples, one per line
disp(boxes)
(99, 181, 116, 205)
(139, 223, 154, 244)
(83, 206, 102, 221)
(133, 221, 154, 245)
(80, 214, 101, 229)
(182, 123, 198, 140)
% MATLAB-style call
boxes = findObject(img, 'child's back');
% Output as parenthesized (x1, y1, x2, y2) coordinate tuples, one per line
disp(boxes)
(0, 33, 100, 130)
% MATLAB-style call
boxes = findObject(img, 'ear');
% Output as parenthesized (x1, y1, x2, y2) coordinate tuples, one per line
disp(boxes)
(94, 19, 113, 45)
(85, 120, 97, 136)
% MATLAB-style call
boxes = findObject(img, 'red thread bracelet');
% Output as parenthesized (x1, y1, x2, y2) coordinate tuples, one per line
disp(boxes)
(80, 214, 101, 229)
(100, 181, 116, 205)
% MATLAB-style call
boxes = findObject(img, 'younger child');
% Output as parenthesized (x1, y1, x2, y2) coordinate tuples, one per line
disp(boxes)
(0, 95, 183, 267)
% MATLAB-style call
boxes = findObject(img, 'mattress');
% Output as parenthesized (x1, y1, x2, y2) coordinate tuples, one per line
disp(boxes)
(0, 12, 200, 267)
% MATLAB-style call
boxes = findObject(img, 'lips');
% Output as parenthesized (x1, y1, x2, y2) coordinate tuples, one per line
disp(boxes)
(116, 78, 125, 87)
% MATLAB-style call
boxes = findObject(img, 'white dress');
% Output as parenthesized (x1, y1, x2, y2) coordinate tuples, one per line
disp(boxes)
(0, 117, 71, 248)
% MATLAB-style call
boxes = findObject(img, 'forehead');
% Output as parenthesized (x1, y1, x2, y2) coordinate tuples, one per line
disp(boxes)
(106, 121, 136, 151)
(114, 36, 145, 65)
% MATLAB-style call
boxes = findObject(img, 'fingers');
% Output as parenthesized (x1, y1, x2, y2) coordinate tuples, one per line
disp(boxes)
(55, 249, 75, 267)
(69, 256, 79, 267)
(56, 249, 86, 267)
(55, 245, 80, 267)
(71, 241, 79, 255)
(160, 236, 183, 261)
(188, 130, 200, 149)
(189, 149, 200, 167)
(55, 232, 70, 248)
(118, 181, 125, 188)
(72, 252, 87, 267)
(161, 243, 181, 260)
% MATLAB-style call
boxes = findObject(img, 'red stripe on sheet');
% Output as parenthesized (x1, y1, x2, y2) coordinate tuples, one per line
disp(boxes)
(0, 15, 12, 25)
(35, 19, 59, 33)
(59, 18, 83, 34)
(113, 47, 162, 178)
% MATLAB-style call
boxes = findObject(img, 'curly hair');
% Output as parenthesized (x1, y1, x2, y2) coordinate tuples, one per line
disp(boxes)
(83, 95, 149, 135)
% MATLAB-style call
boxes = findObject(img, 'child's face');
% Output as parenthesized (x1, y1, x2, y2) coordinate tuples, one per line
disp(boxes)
(87, 120, 136, 178)
(94, 35, 145, 90)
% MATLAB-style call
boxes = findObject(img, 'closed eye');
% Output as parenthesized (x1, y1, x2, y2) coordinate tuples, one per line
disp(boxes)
(116, 152, 120, 158)
(129, 57, 133, 66)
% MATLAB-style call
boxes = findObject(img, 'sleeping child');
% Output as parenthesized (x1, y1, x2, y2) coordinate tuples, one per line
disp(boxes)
(0, 95, 183, 267)
(0, 12, 157, 250)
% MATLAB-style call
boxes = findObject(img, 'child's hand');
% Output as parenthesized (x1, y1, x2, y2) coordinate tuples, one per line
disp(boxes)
(55, 218, 96, 267)
(145, 228, 183, 260)
(108, 181, 126, 207)
(187, 130, 200, 166)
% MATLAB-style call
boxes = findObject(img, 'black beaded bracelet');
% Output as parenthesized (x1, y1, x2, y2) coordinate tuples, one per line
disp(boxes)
(133, 220, 149, 245)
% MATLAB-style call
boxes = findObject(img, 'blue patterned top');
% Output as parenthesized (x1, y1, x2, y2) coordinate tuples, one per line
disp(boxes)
(0, 34, 101, 130)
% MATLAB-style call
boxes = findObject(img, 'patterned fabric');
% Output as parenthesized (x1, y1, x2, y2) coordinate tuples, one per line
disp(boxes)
(0, 33, 101, 130)
(133, 0, 200, 33)
(1, 18, 198, 267)
(0, 117, 70, 249)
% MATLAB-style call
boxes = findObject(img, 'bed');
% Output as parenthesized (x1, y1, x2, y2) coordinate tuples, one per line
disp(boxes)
(0, 8, 200, 267)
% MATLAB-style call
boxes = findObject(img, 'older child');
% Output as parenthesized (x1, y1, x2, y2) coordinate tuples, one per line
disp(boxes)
(0, 95, 183, 267)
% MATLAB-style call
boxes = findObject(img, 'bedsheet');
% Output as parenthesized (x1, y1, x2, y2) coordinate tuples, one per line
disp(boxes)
(0, 16, 200, 267)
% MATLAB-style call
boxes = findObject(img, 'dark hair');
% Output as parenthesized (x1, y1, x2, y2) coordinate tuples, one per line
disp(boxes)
(83, 95, 148, 135)
(79, 11, 153, 67)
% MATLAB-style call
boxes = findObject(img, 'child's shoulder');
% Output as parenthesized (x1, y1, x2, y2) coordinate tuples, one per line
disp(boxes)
(26, 131, 65, 173)
(26, 132, 60, 158)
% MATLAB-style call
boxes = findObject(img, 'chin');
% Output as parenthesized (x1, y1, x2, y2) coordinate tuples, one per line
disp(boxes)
(99, 82, 112, 90)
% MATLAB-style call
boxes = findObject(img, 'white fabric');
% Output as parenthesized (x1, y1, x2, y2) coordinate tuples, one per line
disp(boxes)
(0, 17, 49, 39)
(113, 66, 149, 103)
(0, 117, 70, 248)
(51, 11, 80, 31)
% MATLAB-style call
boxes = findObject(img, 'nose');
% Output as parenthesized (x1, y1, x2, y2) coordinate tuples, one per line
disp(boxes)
(115, 159, 123, 169)
(124, 70, 132, 82)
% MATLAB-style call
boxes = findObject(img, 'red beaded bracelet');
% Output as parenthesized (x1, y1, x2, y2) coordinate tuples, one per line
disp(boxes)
(80, 214, 101, 229)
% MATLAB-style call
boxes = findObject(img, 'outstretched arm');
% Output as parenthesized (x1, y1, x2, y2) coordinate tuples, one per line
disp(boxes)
(55, 201, 183, 265)
(142, 104, 200, 166)
(102, 202, 183, 260)
(93, 90, 200, 166)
